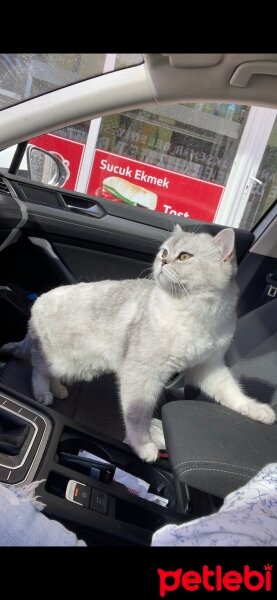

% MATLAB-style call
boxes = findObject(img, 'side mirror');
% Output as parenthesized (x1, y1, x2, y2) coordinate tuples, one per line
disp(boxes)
(26, 145, 70, 187)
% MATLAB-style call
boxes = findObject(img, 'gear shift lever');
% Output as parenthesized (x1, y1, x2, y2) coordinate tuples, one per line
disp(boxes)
(0, 412, 30, 456)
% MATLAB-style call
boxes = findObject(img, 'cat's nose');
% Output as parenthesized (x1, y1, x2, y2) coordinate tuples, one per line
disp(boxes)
(161, 258, 168, 266)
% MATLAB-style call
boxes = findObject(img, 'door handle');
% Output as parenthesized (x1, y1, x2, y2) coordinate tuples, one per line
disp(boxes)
(249, 175, 263, 185)
(67, 204, 104, 218)
(244, 174, 263, 194)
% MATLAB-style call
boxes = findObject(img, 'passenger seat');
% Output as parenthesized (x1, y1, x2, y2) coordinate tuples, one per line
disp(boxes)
(162, 297, 277, 498)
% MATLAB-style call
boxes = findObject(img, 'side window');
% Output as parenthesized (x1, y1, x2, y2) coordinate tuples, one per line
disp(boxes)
(0, 125, 90, 186)
(14, 121, 89, 189)
(13, 102, 277, 231)
(240, 114, 277, 229)
(87, 103, 277, 229)
(87, 104, 249, 223)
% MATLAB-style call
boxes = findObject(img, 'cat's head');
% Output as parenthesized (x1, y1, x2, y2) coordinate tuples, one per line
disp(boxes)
(153, 225, 237, 296)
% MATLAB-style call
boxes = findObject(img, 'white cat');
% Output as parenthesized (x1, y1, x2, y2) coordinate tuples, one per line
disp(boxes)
(2, 226, 275, 462)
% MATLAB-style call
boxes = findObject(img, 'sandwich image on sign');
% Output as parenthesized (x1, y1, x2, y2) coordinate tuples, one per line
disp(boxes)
(102, 176, 158, 210)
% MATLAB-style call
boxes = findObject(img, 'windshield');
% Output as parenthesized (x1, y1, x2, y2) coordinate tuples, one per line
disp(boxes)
(0, 53, 143, 110)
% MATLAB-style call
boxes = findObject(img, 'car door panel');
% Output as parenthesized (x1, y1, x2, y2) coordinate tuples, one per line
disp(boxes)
(0, 172, 257, 311)
(2, 172, 254, 257)
(51, 243, 151, 282)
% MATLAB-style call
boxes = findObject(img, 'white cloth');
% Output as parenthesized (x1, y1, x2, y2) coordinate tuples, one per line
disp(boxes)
(152, 463, 277, 546)
(0, 480, 86, 546)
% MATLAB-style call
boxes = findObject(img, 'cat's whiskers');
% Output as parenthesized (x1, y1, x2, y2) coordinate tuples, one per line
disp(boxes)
(165, 266, 192, 301)
(178, 280, 192, 301)
(139, 266, 155, 278)
(162, 265, 191, 300)
(190, 224, 202, 235)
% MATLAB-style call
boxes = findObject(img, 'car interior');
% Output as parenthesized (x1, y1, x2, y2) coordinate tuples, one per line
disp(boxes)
(0, 53, 277, 546)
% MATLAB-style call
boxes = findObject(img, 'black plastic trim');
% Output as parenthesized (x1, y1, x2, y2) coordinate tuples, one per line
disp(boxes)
(0, 194, 22, 230)
(2, 172, 254, 260)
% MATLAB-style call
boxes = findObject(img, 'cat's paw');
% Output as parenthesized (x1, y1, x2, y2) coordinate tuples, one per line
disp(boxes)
(55, 384, 68, 400)
(239, 400, 276, 425)
(51, 380, 68, 400)
(35, 390, 54, 406)
(150, 418, 166, 450)
(136, 442, 159, 463)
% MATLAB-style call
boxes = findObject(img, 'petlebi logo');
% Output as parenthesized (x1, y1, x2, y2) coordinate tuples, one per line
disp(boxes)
(157, 564, 273, 595)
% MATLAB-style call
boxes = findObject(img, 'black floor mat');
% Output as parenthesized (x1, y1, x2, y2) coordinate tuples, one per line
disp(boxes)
(0, 359, 125, 440)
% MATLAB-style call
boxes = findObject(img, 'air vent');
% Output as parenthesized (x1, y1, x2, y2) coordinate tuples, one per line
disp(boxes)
(0, 177, 12, 196)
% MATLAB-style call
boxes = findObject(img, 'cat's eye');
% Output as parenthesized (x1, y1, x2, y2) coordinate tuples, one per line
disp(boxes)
(178, 252, 193, 261)
(161, 249, 168, 258)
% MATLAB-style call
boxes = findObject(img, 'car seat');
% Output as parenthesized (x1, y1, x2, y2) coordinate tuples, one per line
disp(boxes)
(161, 297, 277, 498)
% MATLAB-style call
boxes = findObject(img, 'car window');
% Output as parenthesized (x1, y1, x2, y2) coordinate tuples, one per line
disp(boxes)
(239, 114, 277, 229)
(12, 100, 277, 231)
(1, 100, 276, 231)
(87, 103, 249, 223)
(0, 54, 143, 110)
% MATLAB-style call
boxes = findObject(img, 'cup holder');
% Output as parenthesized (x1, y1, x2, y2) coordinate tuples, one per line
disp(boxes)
(58, 437, 113, 463)
(58, 434, 179, 510)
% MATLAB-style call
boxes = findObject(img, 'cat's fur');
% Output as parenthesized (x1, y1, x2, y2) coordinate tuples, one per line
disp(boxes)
(2, 226, 275, 461)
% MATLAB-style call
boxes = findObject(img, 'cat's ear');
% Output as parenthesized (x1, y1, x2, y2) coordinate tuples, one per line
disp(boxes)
(213, 228, 235, 261)
(174, 224, 183, 234)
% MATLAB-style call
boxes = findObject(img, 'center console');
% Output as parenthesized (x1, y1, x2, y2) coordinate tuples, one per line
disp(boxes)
(0, 386, 190, 546)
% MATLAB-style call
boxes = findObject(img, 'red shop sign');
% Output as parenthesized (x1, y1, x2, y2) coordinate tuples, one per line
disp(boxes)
(88, 149, 224, 222)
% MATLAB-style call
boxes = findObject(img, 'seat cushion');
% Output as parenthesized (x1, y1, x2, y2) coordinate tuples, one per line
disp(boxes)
(162, 400, 277, 498)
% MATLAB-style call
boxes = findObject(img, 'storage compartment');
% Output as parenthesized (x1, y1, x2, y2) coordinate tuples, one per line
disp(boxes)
(25, 423, 188, 544)
(44, 468, 185, 539)
(58, 436, 112, 463)
(57, 429, 183, 511)
(115, 499, 169, 531)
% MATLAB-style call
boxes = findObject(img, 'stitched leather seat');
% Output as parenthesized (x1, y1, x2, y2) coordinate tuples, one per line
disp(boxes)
(162, 298, 277, 498)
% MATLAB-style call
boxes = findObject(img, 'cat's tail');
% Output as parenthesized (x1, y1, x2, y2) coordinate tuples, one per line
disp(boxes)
(0, 335, 31, 361)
